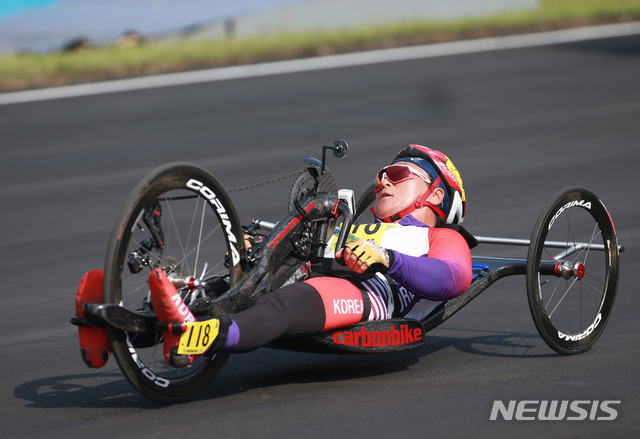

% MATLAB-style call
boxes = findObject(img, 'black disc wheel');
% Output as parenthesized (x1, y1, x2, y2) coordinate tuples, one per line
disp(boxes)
(526, 187, 620, 355)
(103, 162, 246, 403)
(288, 168, 320, 212)
(287, 166, 339, 212)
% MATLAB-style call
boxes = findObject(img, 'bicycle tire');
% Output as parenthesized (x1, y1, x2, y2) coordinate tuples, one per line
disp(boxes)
(354, 180, 377, 224)
(103, 162, 246, 403)
(526, 187, 620, 355)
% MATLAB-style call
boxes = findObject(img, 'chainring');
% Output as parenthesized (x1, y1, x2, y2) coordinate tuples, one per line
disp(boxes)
(287, 167, 338, 211)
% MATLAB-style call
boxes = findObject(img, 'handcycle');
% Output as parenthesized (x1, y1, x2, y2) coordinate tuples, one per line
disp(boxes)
(71, 140, 623, 404)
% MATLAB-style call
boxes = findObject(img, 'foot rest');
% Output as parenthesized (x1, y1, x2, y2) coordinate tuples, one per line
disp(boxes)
(75, 270, 111, 368)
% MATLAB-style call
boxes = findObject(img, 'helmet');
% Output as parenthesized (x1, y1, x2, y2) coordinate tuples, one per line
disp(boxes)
(391, 144, 466, 224)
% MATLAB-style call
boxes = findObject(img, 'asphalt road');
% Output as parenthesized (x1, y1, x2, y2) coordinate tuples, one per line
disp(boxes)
(1, 32, 639, 438)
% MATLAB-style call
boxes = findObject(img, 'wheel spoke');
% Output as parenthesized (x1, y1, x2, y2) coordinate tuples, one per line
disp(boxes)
(546, 277, 579, 319)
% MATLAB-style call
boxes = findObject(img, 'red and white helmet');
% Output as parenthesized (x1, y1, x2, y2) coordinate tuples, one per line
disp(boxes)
(392, 144, 466, 224)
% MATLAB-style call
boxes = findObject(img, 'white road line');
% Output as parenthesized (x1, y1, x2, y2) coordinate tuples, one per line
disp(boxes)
(1, 21, 639, 106)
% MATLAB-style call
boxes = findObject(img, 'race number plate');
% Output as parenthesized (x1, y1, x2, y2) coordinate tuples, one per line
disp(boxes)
(177, 319, 220, 355)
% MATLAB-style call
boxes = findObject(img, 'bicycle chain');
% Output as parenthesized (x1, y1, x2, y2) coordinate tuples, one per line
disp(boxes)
(227, 169, 306, 193)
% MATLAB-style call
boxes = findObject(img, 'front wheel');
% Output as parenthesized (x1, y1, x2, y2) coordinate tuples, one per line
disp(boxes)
(103, 162, 246, 403)
(526, 187, 620, 355)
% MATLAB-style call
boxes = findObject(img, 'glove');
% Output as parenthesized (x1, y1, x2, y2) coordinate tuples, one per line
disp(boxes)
(244, 234, 266, 249)
(339, 239, 392, 274)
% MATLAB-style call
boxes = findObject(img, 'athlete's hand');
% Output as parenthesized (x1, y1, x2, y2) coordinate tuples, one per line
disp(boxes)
(336, 239, 390, 274)
(243, 234, 266, 249)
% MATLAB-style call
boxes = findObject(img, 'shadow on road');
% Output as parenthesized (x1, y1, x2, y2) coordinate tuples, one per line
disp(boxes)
(15, 328, 558, 407)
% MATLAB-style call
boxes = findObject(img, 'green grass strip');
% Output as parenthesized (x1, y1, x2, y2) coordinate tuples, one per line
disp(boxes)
(1, 0, 639, 92)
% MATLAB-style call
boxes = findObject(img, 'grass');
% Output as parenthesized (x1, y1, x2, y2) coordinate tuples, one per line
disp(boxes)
(1, 0, 639, 92)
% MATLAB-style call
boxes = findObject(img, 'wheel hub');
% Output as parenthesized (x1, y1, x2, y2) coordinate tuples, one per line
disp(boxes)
(554, 262, 585, 279)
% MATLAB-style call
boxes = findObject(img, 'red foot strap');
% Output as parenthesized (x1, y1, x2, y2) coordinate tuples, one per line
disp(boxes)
(148, 269, 196, 366)
(75, 270, 111, 368)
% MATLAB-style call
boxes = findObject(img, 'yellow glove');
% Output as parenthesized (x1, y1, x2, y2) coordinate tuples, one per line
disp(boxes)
(339, 239, 391, 274)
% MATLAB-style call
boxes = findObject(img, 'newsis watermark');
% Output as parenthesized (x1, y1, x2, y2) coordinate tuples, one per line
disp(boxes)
(490, 400, 621, 421)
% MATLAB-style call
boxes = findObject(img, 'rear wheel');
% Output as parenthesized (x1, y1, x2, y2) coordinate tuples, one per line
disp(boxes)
(354, 181, 377, 224)
(103, 162, 246, 403)
(526, 187, 620, 355)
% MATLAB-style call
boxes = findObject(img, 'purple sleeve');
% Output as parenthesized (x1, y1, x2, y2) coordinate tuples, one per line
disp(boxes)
(385, 229, 472, 301)
(386, 253, 460, 300)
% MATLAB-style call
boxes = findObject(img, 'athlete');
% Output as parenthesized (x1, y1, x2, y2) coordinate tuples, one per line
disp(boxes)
(149, 145, 473, 367)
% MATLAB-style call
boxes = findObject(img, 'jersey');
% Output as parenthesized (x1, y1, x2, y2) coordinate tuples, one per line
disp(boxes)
(324, 215, 472, 320)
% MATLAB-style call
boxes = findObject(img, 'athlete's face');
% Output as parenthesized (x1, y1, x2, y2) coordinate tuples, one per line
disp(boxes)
(373, 162, 432, 220)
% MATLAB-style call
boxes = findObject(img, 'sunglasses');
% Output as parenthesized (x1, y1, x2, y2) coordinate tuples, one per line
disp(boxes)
(375, 164, 432, 192)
